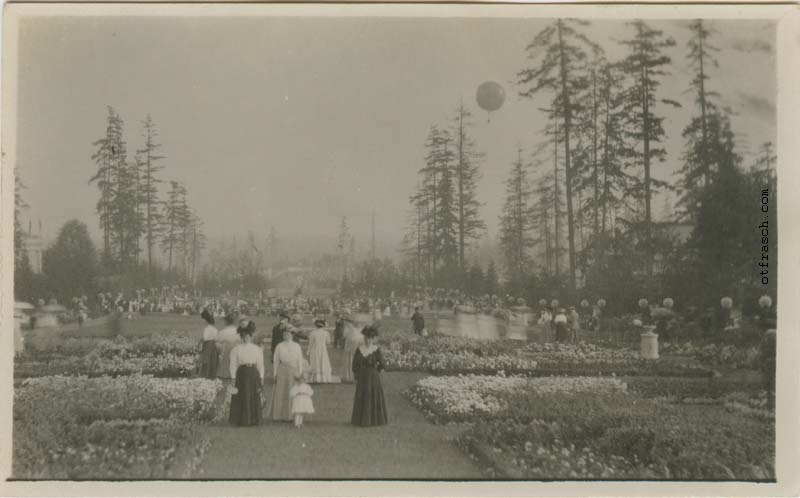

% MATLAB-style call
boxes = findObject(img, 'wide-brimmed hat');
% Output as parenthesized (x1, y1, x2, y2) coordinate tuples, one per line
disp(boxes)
(362, 325, 379, 338)
(279, 311, 290, 320)
(314, 319, 326, 327)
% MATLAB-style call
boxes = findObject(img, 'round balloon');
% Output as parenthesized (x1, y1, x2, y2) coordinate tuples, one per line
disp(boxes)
(476, 81, 506, 113)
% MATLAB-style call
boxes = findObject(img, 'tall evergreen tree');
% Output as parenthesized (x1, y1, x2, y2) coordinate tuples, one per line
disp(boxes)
(89, 106, 125, 264)
(499, 146, 536, 279)
(677, 19, 722, 220)
(518, 19, 598, 290)
(137, 114, 165, 273)
(618, 20, 680, 274)
(451, 103, 486, 270)
(161, 181, 188, 274)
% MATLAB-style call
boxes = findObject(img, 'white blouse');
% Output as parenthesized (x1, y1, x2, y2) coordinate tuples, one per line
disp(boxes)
(229, 343, 265, 380)
(202, 324, 218, 342)
(273, 341, 303, 377)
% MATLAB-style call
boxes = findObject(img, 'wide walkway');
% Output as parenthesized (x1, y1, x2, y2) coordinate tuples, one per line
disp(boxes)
(193, 350, 482, 479)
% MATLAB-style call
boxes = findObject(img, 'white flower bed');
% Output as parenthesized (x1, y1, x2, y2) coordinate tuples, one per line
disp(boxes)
(412, 375, 628, 415)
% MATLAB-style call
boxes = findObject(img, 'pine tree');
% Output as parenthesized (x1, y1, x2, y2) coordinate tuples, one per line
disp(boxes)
(89, 106, 124, 264)
(137, 114, 165, 273)
(677, 19, 723, 221)
(618, 20, 680, 274)
(188, 211, 206, 283)
(499, 146, 536, 280)
(451, 103, 486, 270)
(161, 181, 188, 274)
(518, 19, 598, 291)
(13, 168, 29, 270)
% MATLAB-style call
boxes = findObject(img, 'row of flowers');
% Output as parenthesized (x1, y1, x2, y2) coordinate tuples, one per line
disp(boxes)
(381, 336, 711, 377)
(660, 341, 761, 370)
(404, 374, 774, 479)
(16, 335, 200, 378)
(407, 375, 628, 417)
(13, 375, 225, 479)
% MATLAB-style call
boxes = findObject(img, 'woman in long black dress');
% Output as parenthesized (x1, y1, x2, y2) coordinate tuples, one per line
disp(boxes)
(228, 319, 264, 426)
(351, 325, 388, 427)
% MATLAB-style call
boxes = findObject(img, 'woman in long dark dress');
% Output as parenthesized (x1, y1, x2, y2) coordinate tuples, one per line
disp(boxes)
(351, 325, 388, 427)
(198, 309, 219, 379)
(228, 319, 264, 426)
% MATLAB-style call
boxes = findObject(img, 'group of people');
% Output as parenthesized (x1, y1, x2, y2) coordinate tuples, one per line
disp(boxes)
(196, 309, 388, 429)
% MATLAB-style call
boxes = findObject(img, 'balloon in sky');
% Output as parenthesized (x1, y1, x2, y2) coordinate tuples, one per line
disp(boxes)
(476, 81, 506, 113)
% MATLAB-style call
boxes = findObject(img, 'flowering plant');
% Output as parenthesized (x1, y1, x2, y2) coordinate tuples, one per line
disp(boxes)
(662, 298, 674, 309)
(638, 298, 649, 309)
(721, 297, 733, 309)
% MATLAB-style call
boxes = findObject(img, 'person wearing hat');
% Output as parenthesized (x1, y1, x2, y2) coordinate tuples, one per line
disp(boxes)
(351, 325, 388, 427)
(269, 324, 303, 422)
(228, 319, 264, 427)
(271, 312, 290, 357)
(308, 319, 333, 383)
(197, 309, 219, 379)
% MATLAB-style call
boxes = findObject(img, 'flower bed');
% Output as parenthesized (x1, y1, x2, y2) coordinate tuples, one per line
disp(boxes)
(13, 375, 225, 479)
(15, 335, 199, 378)
(660, 342, 761, 370)
(407, 375, 627, 420)
(407, 374, 774, 479)
(382, 336, 711, 377)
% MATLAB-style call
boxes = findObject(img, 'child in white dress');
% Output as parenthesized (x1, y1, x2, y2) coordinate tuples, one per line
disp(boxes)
(290, 368, 314, 428)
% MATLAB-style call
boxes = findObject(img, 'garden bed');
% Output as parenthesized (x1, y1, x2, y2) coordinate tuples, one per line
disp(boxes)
(405, 374, 774, 480)
(13, 375, 225, 479)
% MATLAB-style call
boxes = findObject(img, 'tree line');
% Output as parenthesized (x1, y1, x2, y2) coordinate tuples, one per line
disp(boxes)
(13, 108, 209, 303)
(403, 19, 777, 311)
(89, 107, 206, 281)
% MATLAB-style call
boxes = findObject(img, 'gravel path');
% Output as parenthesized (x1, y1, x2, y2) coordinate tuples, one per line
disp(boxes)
(192, 349, 482, 479)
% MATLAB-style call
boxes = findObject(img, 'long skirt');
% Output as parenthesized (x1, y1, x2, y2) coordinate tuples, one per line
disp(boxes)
(269, 363, 295, 421)
(351, 367, 388, 427)
(308, 343, 333, 383)
(198, 340, 219, 379)
(229, 365, 262, 426)
(555, 322, 569, 343)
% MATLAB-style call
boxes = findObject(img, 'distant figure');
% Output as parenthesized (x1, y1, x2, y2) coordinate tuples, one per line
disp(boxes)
(307, 319, 333, 383)
(342, 320, 364, 383)
(198, 309, 219, 379)
(411, 307, 425, 336)
(554, 308, 569, 343)
(333, 314, 346, 349)
(351, 325, 388, 427)
(271, 312, 290, 356)
(567, 306, 580, 343)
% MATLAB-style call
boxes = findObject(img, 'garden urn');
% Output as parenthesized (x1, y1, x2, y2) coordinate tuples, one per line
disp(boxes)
(640, 325, 659, 360)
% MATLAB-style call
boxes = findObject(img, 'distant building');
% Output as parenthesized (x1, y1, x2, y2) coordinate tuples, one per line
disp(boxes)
(24, 229, 44, 274)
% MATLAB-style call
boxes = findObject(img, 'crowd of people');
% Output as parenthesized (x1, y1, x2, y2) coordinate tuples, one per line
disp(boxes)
(196, 308, 387, 429)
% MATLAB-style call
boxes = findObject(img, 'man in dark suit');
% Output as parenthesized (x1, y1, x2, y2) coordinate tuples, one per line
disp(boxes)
(271, 312, 290, 356)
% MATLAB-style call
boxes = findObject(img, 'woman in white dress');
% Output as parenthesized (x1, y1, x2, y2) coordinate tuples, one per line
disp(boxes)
(307, 319, 333, 383)
(269, 328, 303, 421)
(342, 319, 364, 383)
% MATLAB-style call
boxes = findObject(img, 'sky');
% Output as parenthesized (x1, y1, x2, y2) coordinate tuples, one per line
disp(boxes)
(14, 16, 776, 260)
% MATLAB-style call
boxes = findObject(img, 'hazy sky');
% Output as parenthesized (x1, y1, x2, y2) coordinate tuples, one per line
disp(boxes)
(15, 16, 776, 258)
